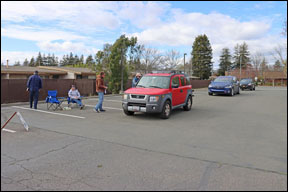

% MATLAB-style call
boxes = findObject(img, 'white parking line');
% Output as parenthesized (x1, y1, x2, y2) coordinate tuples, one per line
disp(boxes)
(12, 106, 86, 119)
(86, 99, 122, 103)
(2, 129, 16, 133)
(85, 105, 123, 111)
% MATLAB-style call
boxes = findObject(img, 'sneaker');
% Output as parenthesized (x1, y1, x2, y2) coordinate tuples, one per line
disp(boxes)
(100, 109, 106, 112)
(93, 108, 99, 113)
(80, 105, 85, 110)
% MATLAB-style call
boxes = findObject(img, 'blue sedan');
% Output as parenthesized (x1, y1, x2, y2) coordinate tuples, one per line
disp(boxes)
(208, 76, 240, 96)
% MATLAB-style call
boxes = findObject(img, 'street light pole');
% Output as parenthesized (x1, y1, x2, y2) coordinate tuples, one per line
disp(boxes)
(184, 53, 187, 73)
(239, 54, 242, 80)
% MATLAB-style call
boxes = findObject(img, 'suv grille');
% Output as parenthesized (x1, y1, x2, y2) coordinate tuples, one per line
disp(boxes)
(128, 102, 146, 107)
(131, 95, 145, 99)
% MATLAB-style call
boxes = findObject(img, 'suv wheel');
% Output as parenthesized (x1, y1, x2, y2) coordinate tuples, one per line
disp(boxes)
(208, 92, 213, 96)
(160, 100, 171, 119)
(230, 88, 234, 96)
(123, 110, 134, 116)
(183, 96, 192, 111)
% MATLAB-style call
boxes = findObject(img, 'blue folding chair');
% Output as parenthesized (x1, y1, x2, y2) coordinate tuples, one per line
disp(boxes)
(67, 96, 83, 108)
(45, 90, 66, 110)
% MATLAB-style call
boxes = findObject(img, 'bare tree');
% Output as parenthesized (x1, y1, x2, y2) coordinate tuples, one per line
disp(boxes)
(141, 47, 163, 73)
(161, 50, 181, 71)
(273, 45, 287, 76)
(251, 52, 263, 77)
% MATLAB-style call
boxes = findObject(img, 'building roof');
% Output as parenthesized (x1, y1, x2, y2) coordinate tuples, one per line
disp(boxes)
(38, 66, 96, 75)
(1, 66, 67, 75)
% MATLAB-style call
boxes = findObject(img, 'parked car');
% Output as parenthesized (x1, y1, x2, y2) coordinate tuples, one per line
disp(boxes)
(208, 76, 240, 96)
(122, 71, 193, 119)
(240, 78, 256, 91)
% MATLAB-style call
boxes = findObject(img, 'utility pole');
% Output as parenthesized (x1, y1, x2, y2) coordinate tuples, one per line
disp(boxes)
(184, 53, 187, 73)
(239, 54, 242, 80)
(120, 42, 124, 94)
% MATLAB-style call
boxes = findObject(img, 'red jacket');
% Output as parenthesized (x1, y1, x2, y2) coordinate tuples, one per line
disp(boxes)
(96, 75, 105, 92)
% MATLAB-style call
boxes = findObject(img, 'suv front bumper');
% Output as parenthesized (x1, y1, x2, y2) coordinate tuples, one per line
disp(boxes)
(122, 101, 163, 113)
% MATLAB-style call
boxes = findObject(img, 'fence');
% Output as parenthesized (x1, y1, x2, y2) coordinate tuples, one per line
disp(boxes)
(1, 78, 211, 104)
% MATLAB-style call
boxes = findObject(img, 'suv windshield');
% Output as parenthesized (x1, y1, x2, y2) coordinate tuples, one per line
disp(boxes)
(214, 77, 233, 83)
(240, 79, 252, 83)
(136, 76, 170, 89)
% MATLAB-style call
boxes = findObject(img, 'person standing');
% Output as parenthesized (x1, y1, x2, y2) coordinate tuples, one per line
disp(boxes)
(26, 70, 42, 109)
(94, 71, 107, 113)
(132, 73, 142, 87)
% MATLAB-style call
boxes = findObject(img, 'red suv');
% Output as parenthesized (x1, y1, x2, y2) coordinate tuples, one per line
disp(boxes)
(122, 71, 193, 119)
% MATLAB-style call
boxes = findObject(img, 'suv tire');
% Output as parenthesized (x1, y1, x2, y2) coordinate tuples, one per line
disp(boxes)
(123, 110, 134, 116)
(183, 96, 192, 111)
(160, 100, 171, 119)
(208, 92, 213, 96)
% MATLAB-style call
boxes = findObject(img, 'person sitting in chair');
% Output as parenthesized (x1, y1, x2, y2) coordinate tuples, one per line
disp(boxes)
(68, 85, 85, 109)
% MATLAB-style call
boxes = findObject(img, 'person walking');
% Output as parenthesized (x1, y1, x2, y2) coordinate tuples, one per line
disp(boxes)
(132, 73, 142, 87)
(94, 71, 107, 113)
(26, 70, 42, 109)
(68, 85, 85, 109)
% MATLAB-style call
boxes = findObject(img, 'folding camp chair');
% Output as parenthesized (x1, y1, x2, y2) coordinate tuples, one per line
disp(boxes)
(45, 90, 66, 111)
(67, 96, 83, 108)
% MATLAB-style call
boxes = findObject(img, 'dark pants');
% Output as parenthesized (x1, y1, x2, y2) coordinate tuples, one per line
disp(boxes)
(29, 90, 39, 109)
(71, 98, 83, 106)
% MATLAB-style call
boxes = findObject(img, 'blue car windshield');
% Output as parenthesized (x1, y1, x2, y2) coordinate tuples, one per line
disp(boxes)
(240, 79, 252, 83)
(214, 77, 232, 83)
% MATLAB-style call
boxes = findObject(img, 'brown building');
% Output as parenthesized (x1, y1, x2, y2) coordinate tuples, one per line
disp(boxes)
(225, 68, 287, 86)
(1, 66, 97, 79)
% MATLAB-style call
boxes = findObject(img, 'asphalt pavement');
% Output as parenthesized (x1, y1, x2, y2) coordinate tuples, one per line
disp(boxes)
(1, 86, 287, 190)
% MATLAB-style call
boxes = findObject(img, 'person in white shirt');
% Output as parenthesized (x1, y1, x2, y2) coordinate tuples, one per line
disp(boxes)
(68, 85, 85, 109)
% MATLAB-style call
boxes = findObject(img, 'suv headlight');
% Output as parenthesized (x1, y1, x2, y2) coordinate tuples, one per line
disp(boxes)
(225, 85, 232, 88)
(123, 94, 128, 100)
(149, 96, 159, 102)
(208, 84, 213, 88)
(248, 83, 252, 86)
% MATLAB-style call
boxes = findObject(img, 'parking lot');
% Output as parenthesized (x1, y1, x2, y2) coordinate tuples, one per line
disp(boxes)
(1, 86, 287, 190)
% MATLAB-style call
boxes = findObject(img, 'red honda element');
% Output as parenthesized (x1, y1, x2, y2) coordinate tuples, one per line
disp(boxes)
(122, 71, 193, 119)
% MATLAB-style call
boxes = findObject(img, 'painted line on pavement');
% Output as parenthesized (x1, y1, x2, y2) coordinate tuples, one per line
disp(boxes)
(12, 106, 86, 119)
(85, 105, 123, 111)
(2, 129, 16, 133)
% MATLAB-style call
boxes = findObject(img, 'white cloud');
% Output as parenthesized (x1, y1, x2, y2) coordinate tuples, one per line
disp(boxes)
(1, 51, 39, 65)
(1, 25, 86, 41)
(37, 41, 99, 55)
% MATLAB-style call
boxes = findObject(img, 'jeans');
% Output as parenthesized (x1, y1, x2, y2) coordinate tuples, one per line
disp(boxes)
(29, 90, 39, 109)
(71, 99, 83, 106)
(95, 92, 104, 110)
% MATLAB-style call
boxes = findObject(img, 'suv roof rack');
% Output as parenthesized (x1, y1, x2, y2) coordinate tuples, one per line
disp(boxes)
(151, 70, 186, 75)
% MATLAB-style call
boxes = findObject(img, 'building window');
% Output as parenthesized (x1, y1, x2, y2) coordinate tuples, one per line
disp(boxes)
(52, 75, 59, 79)
(76, 75, 82, 79)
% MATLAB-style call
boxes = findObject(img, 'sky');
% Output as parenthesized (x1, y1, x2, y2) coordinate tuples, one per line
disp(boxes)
(1, 1, 287, 69)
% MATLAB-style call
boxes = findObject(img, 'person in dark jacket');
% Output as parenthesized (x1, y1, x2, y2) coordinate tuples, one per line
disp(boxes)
(94, 71, 107, 113)
(26, 70, 42, 109)
(132, 73, 142, 87)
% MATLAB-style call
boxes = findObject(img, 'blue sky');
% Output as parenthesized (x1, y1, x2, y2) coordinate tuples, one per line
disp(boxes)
(1, 1, 287, 68)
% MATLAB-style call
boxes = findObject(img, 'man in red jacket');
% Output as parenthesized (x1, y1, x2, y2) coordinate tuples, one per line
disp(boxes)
(94, 72, 107, 113)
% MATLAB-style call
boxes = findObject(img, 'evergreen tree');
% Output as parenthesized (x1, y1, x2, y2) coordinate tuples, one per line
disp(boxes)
(29, 57, 36, 67)
(218, 48, 232, 75)
(273, 60, 282, 71)
(14, 61, 21, 66)
(191, 34, 213, 79)
(23, 58, 29, 66)
(85, 54, 95, 68)
(95, 51, 104, 72)
(233, 42, 250, 69)
(35, 52, 43, 66)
